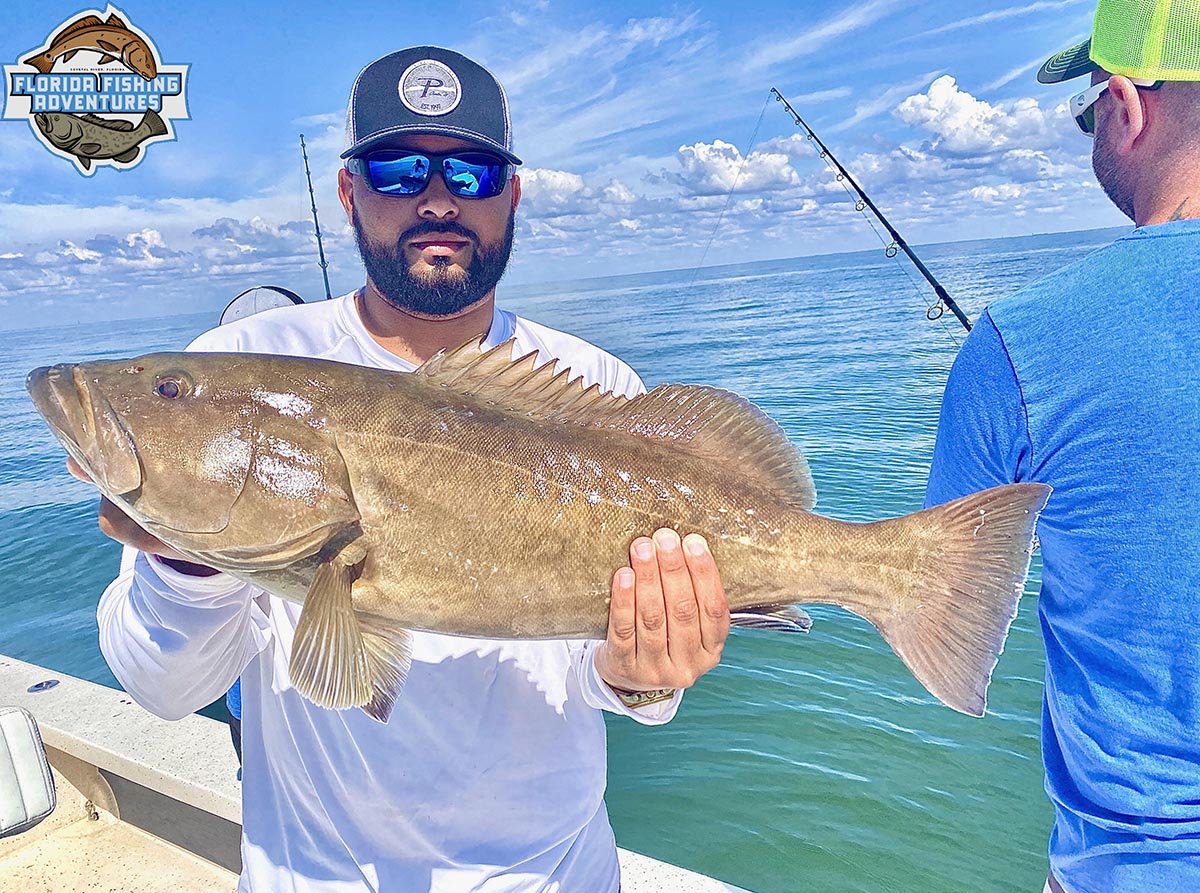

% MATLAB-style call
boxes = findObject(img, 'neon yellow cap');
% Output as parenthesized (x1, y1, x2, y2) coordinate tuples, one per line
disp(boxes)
(1038, 0, 1200, 83)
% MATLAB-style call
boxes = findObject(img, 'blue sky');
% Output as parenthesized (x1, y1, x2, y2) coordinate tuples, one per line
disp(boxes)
(0, 0, 1120, 327)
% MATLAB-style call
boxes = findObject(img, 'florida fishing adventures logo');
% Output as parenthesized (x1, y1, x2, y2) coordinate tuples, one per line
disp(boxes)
(3, 6, 189, 175)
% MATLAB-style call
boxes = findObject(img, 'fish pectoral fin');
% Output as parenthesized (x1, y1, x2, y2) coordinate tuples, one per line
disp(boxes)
(78, 142, 101, 155)
(730, 605, 812, 633)
(96, 40, 120, 53)
(113, 147, 139, 163)
(289, 549, 412, 723)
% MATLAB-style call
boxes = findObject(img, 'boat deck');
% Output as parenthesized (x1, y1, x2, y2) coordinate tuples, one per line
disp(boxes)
(0, 654, 747, 892)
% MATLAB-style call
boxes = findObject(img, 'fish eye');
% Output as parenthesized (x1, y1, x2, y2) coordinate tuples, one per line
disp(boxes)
(153, 373, 191, 400)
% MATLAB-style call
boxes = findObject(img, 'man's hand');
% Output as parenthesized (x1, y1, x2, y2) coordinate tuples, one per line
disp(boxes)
(66, 458, 187, 560)
(594, 528, 730, 693)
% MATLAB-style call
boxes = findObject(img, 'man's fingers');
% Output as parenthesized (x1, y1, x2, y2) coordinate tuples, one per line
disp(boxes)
(66, 457, 92, 483)
(655, 528, 703, 662)
(630, 535, 668, 659)
(606, 567, 637, 659)
(97, 497, 183, 559)
(683, 534, 730, 656)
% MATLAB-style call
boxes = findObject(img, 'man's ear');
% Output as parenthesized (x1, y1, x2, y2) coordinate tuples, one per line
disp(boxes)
(338, 167, 355, 222)
(511, 173, 522, 212)
(1106, 76, 1149, 156)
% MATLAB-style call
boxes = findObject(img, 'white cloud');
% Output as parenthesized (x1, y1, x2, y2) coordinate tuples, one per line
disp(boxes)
(671, 140, 800, 196)
(895, 75, 1067, 153)
(922, 0, 1091, 37)
(970, 183, 1025, 201)
(749, 0, 903, 70)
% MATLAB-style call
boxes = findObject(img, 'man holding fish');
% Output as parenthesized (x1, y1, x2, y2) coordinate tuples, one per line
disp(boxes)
(38, 43, 1050, 893)
(925, 1, 1200, 891)
(74, 46, 731, 892)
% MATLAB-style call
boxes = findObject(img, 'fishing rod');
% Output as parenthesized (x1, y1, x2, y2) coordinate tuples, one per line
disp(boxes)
(300, 133, 333, 301)
(770, 88, 971, 333)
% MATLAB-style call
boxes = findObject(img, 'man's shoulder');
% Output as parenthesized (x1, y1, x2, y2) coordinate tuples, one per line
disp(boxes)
(989, 225, 1196, 329)
(510, 314, 644, 397)
(189, 295, 349, 354)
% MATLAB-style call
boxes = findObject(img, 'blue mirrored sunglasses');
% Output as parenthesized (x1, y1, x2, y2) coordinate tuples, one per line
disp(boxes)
(347, 150, 510, 198)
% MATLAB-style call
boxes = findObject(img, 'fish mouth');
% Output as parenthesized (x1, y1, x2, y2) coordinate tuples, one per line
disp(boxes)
(26, 364, 142, 497)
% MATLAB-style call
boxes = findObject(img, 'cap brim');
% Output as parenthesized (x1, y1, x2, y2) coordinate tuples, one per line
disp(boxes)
(341, 125, 522, 165)
(1037, 39, 1099, 84)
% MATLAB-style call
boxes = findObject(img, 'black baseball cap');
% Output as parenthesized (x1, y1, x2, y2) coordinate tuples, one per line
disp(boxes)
(341, 46, 522, 165)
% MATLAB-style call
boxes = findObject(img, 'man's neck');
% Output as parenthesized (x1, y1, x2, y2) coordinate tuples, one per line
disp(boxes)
(1136, 193, 1200, 226)
(354, 285, 497, 367)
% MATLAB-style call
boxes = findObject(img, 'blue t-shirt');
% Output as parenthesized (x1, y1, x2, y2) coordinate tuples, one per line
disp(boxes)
(925, 219, 1200, 892)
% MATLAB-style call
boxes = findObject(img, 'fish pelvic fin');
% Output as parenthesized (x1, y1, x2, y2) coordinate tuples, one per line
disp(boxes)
(415, 338, 815, 507)
(854, 482, 1051, 717)
(289, 546, 412, 723)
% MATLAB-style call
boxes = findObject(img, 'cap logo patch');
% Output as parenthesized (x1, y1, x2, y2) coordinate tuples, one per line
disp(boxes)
(398, 59, 461, 117)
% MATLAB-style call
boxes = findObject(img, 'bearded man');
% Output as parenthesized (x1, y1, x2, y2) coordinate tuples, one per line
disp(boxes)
(86, 46, 730, 893)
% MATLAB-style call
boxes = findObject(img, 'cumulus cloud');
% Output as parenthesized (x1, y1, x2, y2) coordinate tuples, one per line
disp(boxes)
(895, 75, 1068, 154)
(670, 140, 800, 196)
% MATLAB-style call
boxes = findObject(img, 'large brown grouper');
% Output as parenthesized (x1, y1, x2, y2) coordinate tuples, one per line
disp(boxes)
(27, 339, 1050, 723)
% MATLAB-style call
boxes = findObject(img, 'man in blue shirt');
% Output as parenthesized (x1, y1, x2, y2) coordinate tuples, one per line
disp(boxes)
(924, 2, 1200, 891)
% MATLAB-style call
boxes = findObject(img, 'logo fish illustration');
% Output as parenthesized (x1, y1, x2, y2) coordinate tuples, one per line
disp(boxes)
(34, 109, 167, 169)
(21, 12, 156, 81)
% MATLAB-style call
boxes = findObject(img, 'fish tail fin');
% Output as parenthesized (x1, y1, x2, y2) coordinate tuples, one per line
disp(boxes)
(22, 53, 52, 74)
(142, 108, 167, 137)
(848, 482, 1050, 717)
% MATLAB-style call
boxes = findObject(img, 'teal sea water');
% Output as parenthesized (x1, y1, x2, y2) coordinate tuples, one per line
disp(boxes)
(0, 227, 1125, 892)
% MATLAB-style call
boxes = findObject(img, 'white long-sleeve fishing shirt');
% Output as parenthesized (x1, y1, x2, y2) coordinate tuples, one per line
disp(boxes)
(98, 293, 682, 893)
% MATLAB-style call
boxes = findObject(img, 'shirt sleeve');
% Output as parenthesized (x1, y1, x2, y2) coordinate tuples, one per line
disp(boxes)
(925, 310, 1033, 508)
(97, 546, 273, 720)
(569, 640, 683, 724)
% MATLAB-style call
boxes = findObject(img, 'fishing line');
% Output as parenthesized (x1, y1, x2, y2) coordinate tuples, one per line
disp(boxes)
(804, 130, 964, 351)
(770, 87, 972, 344)
(686, 94, 772, 290)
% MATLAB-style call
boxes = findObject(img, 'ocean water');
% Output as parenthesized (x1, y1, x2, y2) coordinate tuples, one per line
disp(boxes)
(0, 227, 1126, 892)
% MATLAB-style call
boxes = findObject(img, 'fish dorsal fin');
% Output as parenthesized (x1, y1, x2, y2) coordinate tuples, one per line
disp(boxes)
(105, 13, 129, 29)
(78, 113, 133, 130)
(414, 338, 815, 508)
(53, 16, 104, 42)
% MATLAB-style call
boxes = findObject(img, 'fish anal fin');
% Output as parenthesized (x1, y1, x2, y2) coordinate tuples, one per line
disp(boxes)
(731, 605, 812, 633)
(289, 545, 412, 722)
(113, 147, 139, 163)
(413, 339, 814, 508)
(61, 49, 80, 64)
(96, 54, 119, 65)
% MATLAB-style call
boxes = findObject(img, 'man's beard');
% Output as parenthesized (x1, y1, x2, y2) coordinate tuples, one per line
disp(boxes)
(1092, 125, 1136, 221)
(353, 210, 515, 317)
